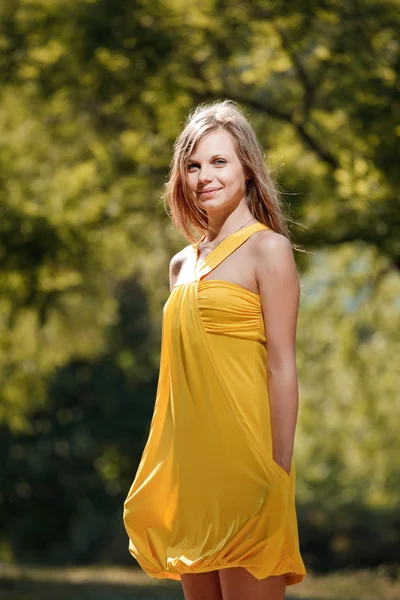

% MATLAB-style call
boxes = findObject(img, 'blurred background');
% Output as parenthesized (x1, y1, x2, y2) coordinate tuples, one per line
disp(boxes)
(0, 0, 399, 598)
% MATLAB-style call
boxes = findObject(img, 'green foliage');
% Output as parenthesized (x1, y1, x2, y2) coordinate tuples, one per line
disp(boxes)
(296, 244, 400, 508)
(0, 0, 399, 566)
(0, 279, 158, 564)
(298, 501, 400, 573)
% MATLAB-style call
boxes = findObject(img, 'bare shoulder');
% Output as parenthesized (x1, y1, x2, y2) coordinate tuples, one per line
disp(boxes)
(169, 243, 193, 291)
(169, 243, 193, 272)
(252, 229, 294, 268)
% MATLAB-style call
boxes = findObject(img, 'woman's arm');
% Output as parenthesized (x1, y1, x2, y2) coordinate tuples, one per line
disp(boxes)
(254, 231, 301, 475)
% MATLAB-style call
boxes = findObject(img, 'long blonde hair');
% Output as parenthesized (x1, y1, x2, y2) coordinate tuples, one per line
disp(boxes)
(163, 99, 303, 249)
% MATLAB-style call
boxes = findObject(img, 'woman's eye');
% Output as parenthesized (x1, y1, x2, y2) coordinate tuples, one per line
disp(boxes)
(187, 159, 225, 171)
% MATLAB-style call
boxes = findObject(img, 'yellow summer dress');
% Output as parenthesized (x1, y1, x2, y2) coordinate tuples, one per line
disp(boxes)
(123, 222, 306, 586)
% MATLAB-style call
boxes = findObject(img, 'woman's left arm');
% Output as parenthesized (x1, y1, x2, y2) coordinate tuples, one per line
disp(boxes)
(254, 231, 301, 475)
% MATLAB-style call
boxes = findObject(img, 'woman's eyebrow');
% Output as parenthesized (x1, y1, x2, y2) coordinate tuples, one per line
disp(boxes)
(188, 154, 229, 162)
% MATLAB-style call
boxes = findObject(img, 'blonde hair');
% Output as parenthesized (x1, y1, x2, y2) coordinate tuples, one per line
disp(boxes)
(163, 99, 303, 249)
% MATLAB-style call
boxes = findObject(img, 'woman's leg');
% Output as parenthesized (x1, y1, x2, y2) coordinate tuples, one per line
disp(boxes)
(219, 567, 286, 600)
(181, 571, 223, 600)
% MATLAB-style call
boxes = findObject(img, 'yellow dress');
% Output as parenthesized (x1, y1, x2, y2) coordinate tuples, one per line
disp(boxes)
(123, 222, 306, 586)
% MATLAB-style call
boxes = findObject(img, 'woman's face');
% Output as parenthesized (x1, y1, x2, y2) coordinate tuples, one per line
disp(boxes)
(186, 128, 248, 213)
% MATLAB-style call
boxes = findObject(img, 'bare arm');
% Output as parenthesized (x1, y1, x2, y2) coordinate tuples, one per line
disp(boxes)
(254, 231, 301, 475)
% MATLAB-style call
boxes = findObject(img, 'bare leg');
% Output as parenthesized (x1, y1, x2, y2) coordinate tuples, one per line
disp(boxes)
(219, 567, 286, 600)
(181, 570, 223, 600)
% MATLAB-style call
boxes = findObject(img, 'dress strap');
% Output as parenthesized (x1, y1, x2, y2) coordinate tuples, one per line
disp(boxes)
(195, 222, 270, 281)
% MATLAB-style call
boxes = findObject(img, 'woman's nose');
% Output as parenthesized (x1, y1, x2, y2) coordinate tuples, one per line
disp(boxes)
(198, 168, 213, 183)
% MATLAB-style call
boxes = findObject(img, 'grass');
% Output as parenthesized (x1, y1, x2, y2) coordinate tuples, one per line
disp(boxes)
(0, 565, 399, 600)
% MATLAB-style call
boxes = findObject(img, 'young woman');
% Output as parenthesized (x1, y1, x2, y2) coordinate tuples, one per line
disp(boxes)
(123, 100, 307, 600)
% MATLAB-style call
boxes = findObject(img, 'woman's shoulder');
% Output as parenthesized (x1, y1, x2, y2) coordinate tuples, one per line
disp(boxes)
(252, 227, 292, 253)
(169, 243, 194, 288)
(169, 243, 193, 271)
(251, 228, 296, 274)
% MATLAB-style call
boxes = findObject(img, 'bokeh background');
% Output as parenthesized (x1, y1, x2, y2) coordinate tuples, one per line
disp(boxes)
(1, 0, 399, 598)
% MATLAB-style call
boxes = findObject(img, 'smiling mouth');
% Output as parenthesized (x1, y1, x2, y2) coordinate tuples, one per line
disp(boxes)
(200, 189, 221, 196)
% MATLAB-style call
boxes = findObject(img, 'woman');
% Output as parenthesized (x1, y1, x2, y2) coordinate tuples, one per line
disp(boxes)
(123, 100, 307, 600)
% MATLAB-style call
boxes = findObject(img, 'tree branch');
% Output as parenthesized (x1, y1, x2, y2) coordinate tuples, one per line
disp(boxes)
(226, 92, 339, 169)
(274, 24, 315, 122)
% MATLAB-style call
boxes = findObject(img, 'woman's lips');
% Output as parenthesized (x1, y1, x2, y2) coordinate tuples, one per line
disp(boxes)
(200, 189, 221, 196)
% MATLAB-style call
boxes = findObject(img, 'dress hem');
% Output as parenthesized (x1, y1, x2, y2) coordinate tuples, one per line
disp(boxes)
(134, 561, 306, 587)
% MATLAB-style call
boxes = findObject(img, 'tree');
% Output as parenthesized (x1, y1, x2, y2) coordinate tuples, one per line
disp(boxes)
(0, 0, 399, 564)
